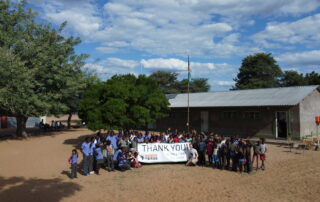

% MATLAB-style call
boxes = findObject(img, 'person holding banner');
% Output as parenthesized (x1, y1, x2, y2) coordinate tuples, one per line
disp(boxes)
(186, 144, 198, 166)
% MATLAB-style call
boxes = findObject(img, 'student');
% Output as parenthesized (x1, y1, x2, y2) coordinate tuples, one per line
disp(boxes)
(81, 137, 91, 176)
(259, 138, 267, 170)
(89, 137, 95, 174)
(69, 149, 78, 179)
(237, 147, 246, 173)
(131, 151, 141, 168)
(212, 143, 220, 168)
(94, 144, 104, 175)
(225, 139, 231, 170)
(245, 140, 253, 173)
(229, 139, 238, 171)
(106, 140, 115, 171)
(252, 140, 260, 171)
(118, 148, 131, 171)
(106, 131, 118, 151)
(113, 148, 122, 169)
(206, 137, 214, 165)
(198, 137, 206, 166)
(186, 144, 198, 166)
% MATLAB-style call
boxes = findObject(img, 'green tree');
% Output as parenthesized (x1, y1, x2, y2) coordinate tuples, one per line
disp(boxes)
(149, 71, 210, 93)
(280, 70, 307, 87)
(305, 71, 320, 85)
(233, 53, 283, 90)
(0, 1, 87, 137)
(79, 74, 169, 131)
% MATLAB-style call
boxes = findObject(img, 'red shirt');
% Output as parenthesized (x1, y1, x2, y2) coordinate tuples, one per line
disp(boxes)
(173, 137, 180, 143)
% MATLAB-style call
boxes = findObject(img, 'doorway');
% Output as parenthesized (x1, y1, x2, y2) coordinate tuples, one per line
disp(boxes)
(276, 112, 287, 138)
(201, 111, 209, 132)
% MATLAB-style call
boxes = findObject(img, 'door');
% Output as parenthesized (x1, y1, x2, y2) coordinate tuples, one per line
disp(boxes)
(0, 116, 8, 128)
(276, 112, 287, 138)
(201, 111, 209, 132)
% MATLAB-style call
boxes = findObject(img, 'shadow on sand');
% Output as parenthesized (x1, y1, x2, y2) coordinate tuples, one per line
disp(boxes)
(0, 176, 82, 202)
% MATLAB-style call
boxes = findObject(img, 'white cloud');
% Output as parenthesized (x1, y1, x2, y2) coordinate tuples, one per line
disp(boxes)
(254, 14, 320, 47)
(277, 50, 320, 67)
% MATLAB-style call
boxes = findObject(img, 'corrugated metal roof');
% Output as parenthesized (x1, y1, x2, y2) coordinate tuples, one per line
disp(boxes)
(167, 85, 319, 108)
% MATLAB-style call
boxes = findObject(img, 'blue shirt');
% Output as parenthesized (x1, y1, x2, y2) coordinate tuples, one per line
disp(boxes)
(94, 147, 103, 160)
(81, 142, 91, 156)
(118, 153, 128, 166)
(198, 141, 206, 151)
(137, 137, 144, 143)
(71, 154, 78, 164)
(113, 149, 121, 161)
(107, 136, 118, 150)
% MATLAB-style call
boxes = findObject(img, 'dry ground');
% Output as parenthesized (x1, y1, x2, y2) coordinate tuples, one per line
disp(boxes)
(0, 128, 319, 202)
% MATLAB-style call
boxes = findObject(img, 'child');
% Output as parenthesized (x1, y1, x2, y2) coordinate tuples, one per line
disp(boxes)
(237, 147, 246, 173)
(206, 137, 214, 165)
(131, 152, 142, 168)
(212, 143, 219, 168)
(245, 140, 253, 173)
(106, 140, 115, 171)
(259, 138, 267, 170)
(198, 137, 206, 166)
(69, 149, 78, 179)
(252, 140, 260, 171)
(94, 144, 104, 175)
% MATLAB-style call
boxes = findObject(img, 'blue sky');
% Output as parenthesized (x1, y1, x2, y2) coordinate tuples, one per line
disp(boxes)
(26, 0, 320, 91)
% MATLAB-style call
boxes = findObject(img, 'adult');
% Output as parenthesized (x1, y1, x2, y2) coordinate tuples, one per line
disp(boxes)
(186, 144, 198, 166)
(106, 131, 118, 151)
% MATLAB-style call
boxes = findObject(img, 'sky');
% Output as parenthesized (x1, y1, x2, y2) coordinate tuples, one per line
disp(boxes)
(25, 0, 320, 91)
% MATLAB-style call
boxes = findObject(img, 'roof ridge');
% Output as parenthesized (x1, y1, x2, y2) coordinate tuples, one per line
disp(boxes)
(166, 85, 319, 96)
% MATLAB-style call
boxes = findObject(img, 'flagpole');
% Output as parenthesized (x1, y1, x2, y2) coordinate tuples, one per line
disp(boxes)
(187, 55, 190, 133)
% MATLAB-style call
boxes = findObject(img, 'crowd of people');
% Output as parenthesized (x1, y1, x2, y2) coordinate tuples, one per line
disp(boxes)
(68, 130, 267, 178)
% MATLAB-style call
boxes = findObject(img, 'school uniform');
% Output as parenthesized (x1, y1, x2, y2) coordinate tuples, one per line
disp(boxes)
(81, 142, 91, 175)
(70, 154, 78, 178)
(94, 147, 104, 174)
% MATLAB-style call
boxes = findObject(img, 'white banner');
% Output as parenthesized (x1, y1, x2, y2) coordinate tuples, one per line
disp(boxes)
(137, 143, 190, 163)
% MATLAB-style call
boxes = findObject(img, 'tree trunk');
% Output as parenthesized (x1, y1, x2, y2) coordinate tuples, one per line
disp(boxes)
(67, 113, 72, 129)
(16, 116, 28, 138)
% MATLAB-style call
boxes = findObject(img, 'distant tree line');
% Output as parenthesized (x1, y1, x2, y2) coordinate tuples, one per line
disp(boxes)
(233, 52, 320, 90)
(149, 71, 210, 94)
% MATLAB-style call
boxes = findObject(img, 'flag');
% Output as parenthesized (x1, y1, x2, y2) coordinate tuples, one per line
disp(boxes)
(188, 56, 191, 82)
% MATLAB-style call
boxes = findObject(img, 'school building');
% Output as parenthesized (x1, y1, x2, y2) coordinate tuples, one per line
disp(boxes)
(155, 85, 320, 140)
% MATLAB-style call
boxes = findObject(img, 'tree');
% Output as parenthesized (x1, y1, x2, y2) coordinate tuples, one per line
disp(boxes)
(233, 53, 283, 90)
(280, 70, 307, 87)
(79, 74, 169, 131)
(149, 71, 178, 93)
(149, 71, 210, 93)
(0, 1, 87, 137)
(305, 71, 320, 85)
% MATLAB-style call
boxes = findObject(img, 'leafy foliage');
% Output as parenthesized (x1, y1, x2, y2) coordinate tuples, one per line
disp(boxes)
(233, 53, 283, 90)
(0, 1, 88, 136)
(79, 74, 169, 131)
(149, 71, 210, 93)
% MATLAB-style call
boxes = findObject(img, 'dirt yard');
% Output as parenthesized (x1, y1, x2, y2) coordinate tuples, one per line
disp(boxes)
(0, 128, 319, 202)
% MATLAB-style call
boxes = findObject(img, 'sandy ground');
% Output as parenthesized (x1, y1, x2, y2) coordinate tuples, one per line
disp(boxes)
(0, 128, 319, 202)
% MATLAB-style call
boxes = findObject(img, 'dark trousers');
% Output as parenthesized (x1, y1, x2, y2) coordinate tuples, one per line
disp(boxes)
(83, 155, 90, 175)
(226, 154, 231, 169)
(89, 155, 93, 172)
(198, 151, 206, 165)
(106, 156, 114, 171)
(119, 163, 131, 171)
(246, 158, 252, 173)
(219, 154, 226, 169)
(96, 159, 104, 174)
(71, 163, 77, 178)
(208, 154, 213, 164)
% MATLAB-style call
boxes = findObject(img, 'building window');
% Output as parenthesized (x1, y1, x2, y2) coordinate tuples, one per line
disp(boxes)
(243, 111, 261, 120)
(222, 111, 237, 119)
